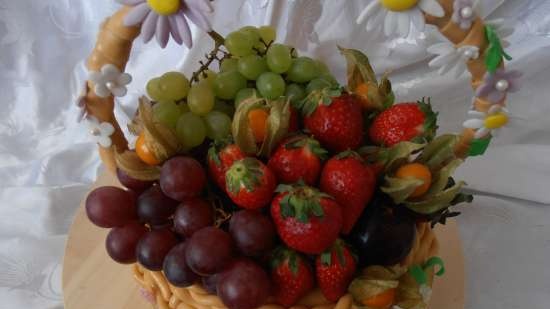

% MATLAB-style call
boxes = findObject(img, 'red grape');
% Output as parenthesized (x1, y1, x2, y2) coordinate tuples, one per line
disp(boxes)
(186, 227, 234, 276)
(217, 259, 271, 309)
(86, 186, 137, 228)
(136, 228, 178, 271)
(137, 185, 178, 225)
(163, 242, 200, 287)
(229, 210, 275, 257)
(160, 157, 207, 201)
(173, 198, 214, 237)
(202, 273, 220, 294)
(105, 221, 148, 264)
(116, 169, 153, 193)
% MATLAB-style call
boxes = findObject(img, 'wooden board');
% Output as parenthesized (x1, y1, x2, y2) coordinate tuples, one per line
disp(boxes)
(62, 172, 465, 309)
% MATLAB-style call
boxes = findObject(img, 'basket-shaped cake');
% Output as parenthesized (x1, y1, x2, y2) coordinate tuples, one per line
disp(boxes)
(80, 1, 520, 309)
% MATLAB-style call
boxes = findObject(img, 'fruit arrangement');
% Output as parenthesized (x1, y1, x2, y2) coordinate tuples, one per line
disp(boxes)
(79, 1, 520, 309)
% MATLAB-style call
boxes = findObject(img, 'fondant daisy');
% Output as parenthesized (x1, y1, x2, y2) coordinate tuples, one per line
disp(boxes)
(451, 0, 479, 30)
(357, 0, 445, 37)
(117, 0, 213, 48)
(88, 116, 116, 148)
(475, 68, 522, 103)
(427, 40, 479, 77)
(463, 105, 509, 138)
(419, 284, 432, 303)
(88, 64, 132, 98)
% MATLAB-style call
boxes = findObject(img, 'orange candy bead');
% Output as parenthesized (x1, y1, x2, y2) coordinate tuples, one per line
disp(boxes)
(395, 163, 432, 198)
(362, 288, 396, 308)
(136, 133, 161, 166)
(248, 108, 269, 143)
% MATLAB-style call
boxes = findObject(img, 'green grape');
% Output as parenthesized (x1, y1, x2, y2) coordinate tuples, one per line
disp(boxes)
(146, 77, 163, 101)
(315, 60, 330, 75)
(188, 82, 215, 116)
(234, 88, 260, 109)
(286, 57, 320, 83)
(198, 69, 217, 86)
(258, 26, 276, 44)
(213, 100, 235, 117)
(220, 58, 239, 73)
(238, 55, 268, 80)
(306, 77, 335, 93)
(266, 44, 292, 73)
(178, 103, 190, 114)
(256, 72, 285, 100)
(158, 72, 190, 100)
(285, 83, 306, 103)
(204, 111, 233, 140)
(213, 71, 247, 100)
(239, 26, 261, 46)
(153, 101, 182, 128)
(224, 31, 254, 57)
(176, 112, 206, 148)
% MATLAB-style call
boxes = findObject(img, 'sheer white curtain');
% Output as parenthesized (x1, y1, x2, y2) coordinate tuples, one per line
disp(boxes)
(0, 0, 549, 308)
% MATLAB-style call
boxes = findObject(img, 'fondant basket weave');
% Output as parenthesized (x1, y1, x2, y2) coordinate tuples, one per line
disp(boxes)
(83, 0, 506, 308)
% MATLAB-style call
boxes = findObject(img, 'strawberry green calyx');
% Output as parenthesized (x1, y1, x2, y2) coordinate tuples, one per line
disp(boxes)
(271, 246, 301, 275)
(207, 137, 234, 167)
(276, 183, 331, 223)
(415, 98, 438, 143)
(285, 136, 328, 160)
(320, 239, 350, 267)
(334, 150, 364, 161)
(296, 86, 343, 116)
(226, 158, 263, 194)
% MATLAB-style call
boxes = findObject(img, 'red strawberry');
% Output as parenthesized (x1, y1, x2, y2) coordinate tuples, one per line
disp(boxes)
(271, 247, 315, 306)
(320, 151, 376, 234)
(225, 158, 276, 209)
(208, 141, 246, 190)
(268, 135, 327, 186)
(300, 90, 363, 152)
(369, 100, 437, 146)
(271, 184, 342, 254)
(316, 240, 357, 302)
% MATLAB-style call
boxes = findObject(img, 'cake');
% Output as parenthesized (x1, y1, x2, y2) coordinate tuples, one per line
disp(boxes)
(79, 1, 521, 309)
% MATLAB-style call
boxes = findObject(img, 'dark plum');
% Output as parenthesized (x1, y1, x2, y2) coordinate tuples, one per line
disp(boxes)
(349, 200, 416, 266)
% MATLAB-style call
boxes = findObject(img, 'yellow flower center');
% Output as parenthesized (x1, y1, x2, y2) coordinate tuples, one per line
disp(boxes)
(380, 0, 419, 11)
(484, 113, 509, 129)
(147, 0, 180, 16)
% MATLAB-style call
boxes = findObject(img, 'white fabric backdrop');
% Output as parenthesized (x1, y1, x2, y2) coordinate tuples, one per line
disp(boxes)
(0, 0, 549, 308)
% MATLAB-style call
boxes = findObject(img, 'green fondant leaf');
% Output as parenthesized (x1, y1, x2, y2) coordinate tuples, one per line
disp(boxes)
(485, 25, 513, 73)
(468, 136, 492, 156)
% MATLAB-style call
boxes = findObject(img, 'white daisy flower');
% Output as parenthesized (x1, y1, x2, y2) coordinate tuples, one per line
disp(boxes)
(357, 0, 445, 37)
(463, 104, 509, 138)
(427, 39, 479, 77)
(87, 116, 115, 148)
(88, 64, 132, 98)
